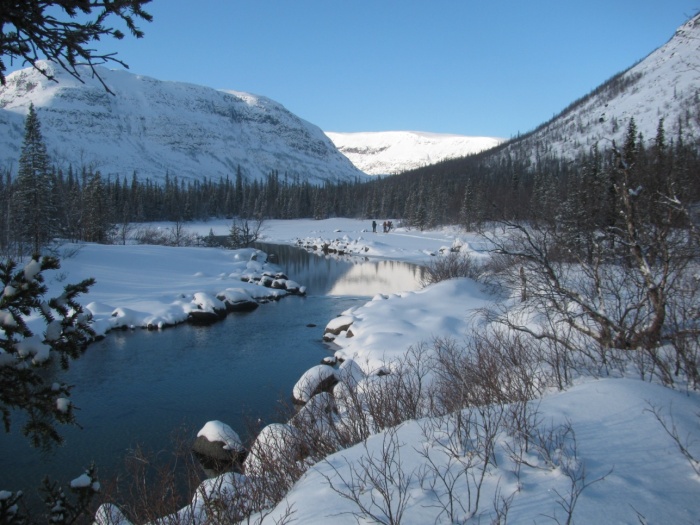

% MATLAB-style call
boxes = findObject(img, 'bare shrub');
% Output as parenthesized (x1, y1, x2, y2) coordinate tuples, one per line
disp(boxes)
(432, 330, 552, 414)
(420, 251, 482, 287)
(133, 225, 170, 246)
(184, 472, 296, 525)
(242, 423, 308, 509)
(664, 271, 700, 388)
(133, 224, 201, 247)
(105, 430, 204, 524)
(360, 344, 436, 430)
(481, 161, 700, 387)
(322, 425, 414, 525)
(417, 402, 510, 523)
(229, 217, 266, 249)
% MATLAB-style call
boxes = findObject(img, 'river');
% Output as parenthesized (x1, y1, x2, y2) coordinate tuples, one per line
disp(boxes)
(0, 243, 424, 509)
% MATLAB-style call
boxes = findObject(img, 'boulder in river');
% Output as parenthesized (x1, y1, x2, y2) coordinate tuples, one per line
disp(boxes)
(292, 364, 338, 404)
(324, 315, 355, 336)
(192, 420, 246, 472)
(187, 310, 222, 325)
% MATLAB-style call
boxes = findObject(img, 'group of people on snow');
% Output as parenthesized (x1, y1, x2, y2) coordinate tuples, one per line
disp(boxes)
(372, 220, 393, 233)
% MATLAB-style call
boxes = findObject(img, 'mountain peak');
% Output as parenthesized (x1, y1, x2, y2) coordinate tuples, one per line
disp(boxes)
(494, 13, 700, 161)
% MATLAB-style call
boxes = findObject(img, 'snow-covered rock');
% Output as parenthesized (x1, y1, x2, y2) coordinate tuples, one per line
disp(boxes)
(193, 420, 246, 471)
(324, 315, 355, 337)
(292, 364, 338, 404)
(196, 420, 244, 453)
(216, 289, 259, 312)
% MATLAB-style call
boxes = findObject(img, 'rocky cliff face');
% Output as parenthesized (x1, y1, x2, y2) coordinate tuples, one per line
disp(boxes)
(0, 61, 366, 184)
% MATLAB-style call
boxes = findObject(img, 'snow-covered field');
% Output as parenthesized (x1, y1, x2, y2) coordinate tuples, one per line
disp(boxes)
(8, 218, 700, 523)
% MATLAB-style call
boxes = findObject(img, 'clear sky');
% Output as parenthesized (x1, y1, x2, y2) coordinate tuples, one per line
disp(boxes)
(9, 0, 700, 138)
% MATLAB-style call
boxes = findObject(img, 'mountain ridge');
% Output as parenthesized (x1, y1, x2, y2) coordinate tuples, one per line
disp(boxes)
(490, 13, 700, 162)
(0, 61, 367, 184)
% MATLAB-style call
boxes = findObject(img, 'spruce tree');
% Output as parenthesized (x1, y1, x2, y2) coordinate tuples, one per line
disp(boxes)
(0, 256, 94, 448)
(83, 171, 112, 243)
(14, 104, 54, 254)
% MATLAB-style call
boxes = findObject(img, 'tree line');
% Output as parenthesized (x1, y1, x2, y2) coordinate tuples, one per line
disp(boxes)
(2, 104, 699, 258)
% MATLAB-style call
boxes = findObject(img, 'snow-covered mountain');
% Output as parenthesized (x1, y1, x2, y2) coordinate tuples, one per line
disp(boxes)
(497, 13, 700, 161)
(0, 61, 366, 184)
(325, 130, 502, 175)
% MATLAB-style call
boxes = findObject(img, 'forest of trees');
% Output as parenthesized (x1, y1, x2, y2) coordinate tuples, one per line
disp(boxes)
(1, 104, 699, 258)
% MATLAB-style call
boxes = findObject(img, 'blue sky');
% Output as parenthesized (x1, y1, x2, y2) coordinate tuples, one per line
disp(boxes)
(11, 1, 700, 138)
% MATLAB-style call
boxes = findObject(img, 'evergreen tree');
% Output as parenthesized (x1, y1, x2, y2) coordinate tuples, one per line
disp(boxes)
(459, 179, 475, 231)
(0, 256, 94, 448)
(14, 104, 54, 254)
(83, 171, 112, 243)
(0, 169, 11, 255)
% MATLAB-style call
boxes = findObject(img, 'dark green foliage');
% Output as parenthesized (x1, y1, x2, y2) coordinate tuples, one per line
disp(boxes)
(14, 104, 53, 254)
(39, 464, 100, 525)
(0, 0, 152, 92)
(0, 465, 101, 525)
(0, 256, 94, 448)
(0, 489, 26, 524)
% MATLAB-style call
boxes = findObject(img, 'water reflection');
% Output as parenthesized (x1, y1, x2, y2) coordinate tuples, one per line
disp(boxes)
(256, 242, 425, 295)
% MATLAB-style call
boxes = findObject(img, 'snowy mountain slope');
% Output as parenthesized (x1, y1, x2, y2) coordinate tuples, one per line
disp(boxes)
(325, 130, 503, 175)
(498, 13, 700, 160)
(0, 61, 367, 184)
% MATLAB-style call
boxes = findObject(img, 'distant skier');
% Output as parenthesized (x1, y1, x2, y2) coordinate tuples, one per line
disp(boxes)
(372, 220, 377, 233)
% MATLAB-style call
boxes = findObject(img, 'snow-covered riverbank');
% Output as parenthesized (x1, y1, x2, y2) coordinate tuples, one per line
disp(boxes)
(8, 218, 700, 523)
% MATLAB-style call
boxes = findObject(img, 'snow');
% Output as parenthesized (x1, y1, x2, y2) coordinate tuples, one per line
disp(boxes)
(23, 259, 41, 281)
(2, 217, 698, 523)
(497, 13, 700, 162)
(196, 421, 244, 452)
(18, 244, 299, 341)
(0, 61, 367, 184)
(292, 364, 337, 403)
(55, 398, 70, 413)
(69, 474, 91, 489)
(69, 474, 92, 489)
(257, 378, 700, 524)
(326, 277, 493, 373)
(0, 310, 16, 328)
(325, 130, 504, 175)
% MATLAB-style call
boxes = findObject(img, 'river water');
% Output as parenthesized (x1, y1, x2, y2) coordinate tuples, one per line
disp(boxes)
(0, 244, 424, 506)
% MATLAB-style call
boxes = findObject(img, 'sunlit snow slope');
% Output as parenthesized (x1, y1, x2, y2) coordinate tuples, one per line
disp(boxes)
(325, 130, 503, 175)
(0, 61, 366, 184)
(500, 13, 700, 160)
